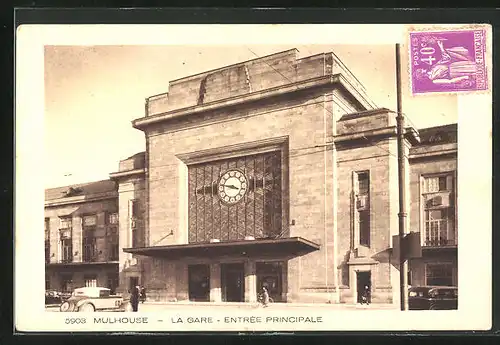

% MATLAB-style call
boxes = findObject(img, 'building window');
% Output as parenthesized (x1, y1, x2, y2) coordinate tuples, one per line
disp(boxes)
(129, 200, 140, 247)
(84, 275, 97, 287)
(109, 243, 119, 261)
(61, 239, 72, 263)
(45, 277, 50, 290)
(424, 176, 447, 193)
(358, 172, 369, 195)
(108, 213, 119, 225)
(359, 211, 370, 246)
(82, 214, 97, 262)
(59, 217, 72, 263)
(425, 263, 453, 286)
(59, 217, 72, 229)
(107, 226, 119, 261)
(83, 215, 97, 227)
(82, 236, 97, 262)
(45, 218, 50, 264)
(355, 171, 370, 247)
(422, 174, 455, 247)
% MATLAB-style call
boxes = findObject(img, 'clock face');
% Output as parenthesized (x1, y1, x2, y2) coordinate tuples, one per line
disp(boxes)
(217, 169, 248, 205)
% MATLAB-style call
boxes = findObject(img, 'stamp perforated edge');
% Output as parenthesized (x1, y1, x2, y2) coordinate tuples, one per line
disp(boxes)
(404, 24, 492, 97)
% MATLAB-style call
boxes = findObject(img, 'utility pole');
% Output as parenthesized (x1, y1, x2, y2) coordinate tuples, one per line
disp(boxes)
(396, 44, 409, 311)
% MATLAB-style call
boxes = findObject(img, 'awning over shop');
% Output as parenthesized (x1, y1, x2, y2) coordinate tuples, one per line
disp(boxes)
(123, 237, 320, 260)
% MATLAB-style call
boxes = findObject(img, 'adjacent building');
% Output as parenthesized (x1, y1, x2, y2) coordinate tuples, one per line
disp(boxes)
(44, 180, 120, 294)
(45, 49, 458, 305)
(408, 124, 458, 288)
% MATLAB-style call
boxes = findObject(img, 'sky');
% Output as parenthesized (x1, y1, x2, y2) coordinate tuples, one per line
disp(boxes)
(44, 44, 458, 188)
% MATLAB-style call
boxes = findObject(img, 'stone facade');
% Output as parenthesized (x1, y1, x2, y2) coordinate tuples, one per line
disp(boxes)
(408, 125, 458, 288)
(44, 180, 119, 293)
(121, 49, 457, 304)
(45, 49, 458, 305)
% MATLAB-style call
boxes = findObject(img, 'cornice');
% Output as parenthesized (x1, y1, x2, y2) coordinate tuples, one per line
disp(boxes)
(409, 148, 458, 161)
(109, 168, 146, 180)
(45, 191, 117, 208)
(133, 74, 373, 131)
(335, 126, 420, 146)
(176, 136, 289, 166)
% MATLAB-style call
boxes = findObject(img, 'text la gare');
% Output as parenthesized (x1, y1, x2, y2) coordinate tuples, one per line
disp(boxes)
(172, 316, 213, 324)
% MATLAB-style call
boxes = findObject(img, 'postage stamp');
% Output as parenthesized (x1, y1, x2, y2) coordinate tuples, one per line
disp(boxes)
(409, 29, 488, 94)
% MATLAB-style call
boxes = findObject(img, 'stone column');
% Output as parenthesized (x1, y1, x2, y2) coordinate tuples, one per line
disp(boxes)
(244, 261, 257, 303)
(349, 266, 357, 304)
(210, 263, 222, 302)
(175, 262, 189, 301)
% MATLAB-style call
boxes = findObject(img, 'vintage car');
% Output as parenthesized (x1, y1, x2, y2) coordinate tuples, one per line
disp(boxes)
(408, 286, 458, 310)
(45, 290, 63, 305)
(59, 287, 130, 312)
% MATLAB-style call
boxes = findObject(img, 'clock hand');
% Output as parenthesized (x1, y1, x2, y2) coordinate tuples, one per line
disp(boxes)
(224, 184, 239, 190)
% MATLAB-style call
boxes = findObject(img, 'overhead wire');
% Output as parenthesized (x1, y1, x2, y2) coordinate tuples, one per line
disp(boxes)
(245, 47, 416, 159)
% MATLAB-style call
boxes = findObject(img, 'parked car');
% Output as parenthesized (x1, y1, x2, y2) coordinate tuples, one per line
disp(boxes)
(59, 291, 73, 300)
(45, 290, 63, 305)
(59, 287, 130, 312)
(408, 286, 458, 310)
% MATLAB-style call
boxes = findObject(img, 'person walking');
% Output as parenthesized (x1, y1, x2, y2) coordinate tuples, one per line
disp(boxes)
(360, 285, 370, 305)
(261, 287, 270, 308)
(130, 285, 140, 312)
(140, 286, 147, 304)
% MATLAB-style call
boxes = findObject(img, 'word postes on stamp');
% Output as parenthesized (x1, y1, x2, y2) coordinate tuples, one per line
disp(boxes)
(409, 29, 488, 95)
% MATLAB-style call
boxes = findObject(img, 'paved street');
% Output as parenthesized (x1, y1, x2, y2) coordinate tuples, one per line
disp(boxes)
(46, 302, 397, 312)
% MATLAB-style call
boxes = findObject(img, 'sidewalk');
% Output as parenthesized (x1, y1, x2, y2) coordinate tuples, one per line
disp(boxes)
(140, 301, 398, 309)
(45, 301, 399, 312)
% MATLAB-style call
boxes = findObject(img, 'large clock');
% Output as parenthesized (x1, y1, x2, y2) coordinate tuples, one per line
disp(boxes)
(217, 169, 248, 205)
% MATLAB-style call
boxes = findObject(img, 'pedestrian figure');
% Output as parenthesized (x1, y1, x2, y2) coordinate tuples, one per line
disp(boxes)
(130, 285, 140, 312)
(360, 285, 370, 305)
(140, 286, 147, 304)
(261, 287, 270, 308)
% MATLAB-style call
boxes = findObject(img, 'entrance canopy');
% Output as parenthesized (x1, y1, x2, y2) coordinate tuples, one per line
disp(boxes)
(123, 237, 320, 260)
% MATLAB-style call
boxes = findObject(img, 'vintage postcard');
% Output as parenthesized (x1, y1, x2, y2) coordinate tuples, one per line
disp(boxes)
(15, 24, 492, 332)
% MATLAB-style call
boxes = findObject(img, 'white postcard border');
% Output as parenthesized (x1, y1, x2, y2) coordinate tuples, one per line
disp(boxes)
(14, 24, 492, 332)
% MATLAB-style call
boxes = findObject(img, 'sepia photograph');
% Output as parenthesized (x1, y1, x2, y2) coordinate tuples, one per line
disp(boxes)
(15, 23, 492, 332)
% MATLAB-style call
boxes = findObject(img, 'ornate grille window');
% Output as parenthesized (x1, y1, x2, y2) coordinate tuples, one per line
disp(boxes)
(188, 151, 283, 243)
